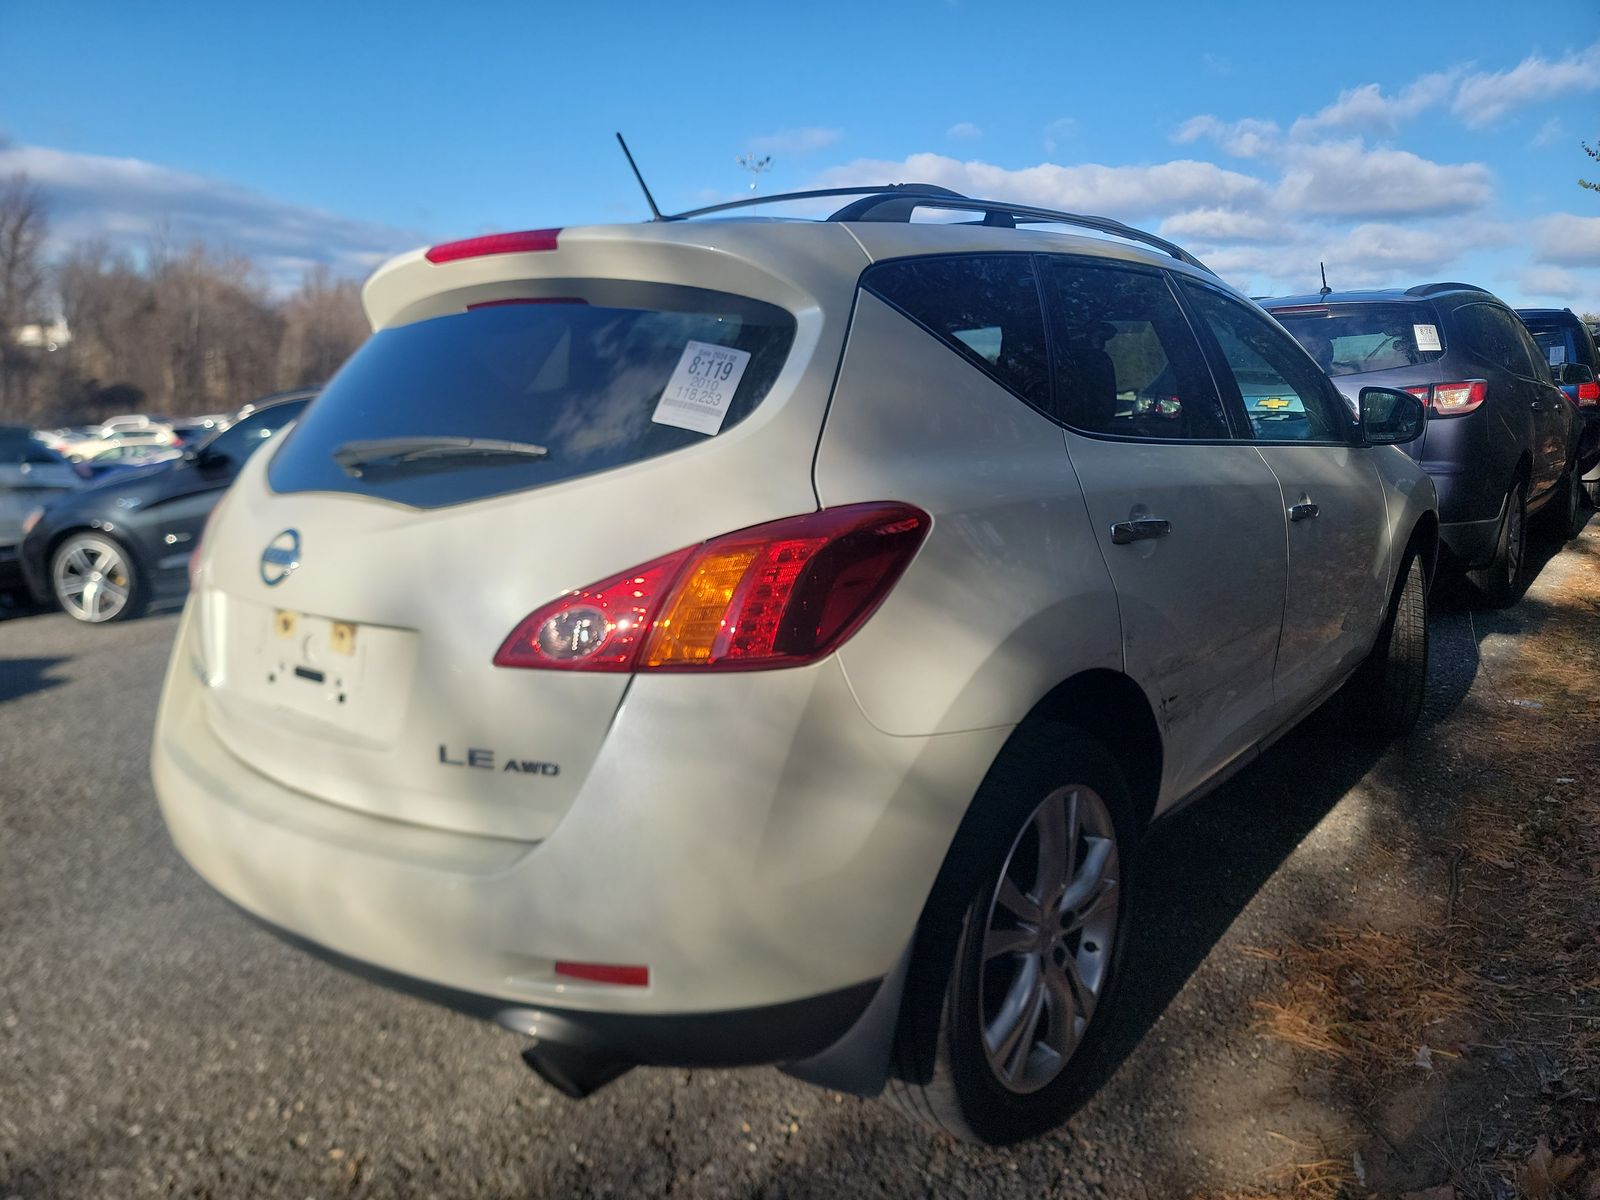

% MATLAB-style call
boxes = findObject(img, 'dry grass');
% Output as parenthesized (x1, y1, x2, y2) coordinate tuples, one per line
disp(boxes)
(1236, 539, 1600, 1197)
(1244, 930, 1476, 1099)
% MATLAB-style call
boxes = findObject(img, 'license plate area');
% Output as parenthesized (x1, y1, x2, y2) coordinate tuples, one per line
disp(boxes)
(262, 609, 363, 711)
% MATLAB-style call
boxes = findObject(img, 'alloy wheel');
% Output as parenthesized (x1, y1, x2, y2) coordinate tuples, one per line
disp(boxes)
(53, 537, 132, 623)
(978, 784, 1120, 1095)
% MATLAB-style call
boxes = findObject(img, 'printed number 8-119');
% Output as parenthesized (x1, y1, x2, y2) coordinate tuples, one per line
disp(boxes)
(688, 354, 736, 383)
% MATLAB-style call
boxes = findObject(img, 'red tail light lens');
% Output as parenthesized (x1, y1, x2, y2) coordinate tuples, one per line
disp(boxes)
(1577, 381, 1599, 407)
(1404, 380, 1487, 416)
(554, 962, 650, 987)
(425, 228, 561, 263)
(493, 503, 931, 674)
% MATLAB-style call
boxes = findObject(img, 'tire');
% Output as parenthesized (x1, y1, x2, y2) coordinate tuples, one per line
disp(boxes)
(1345, 554, 1428, 736)
(886, 723, 1136, 1145)
(1539, 466, 1586, 542)
(50, 531, 147, 623)
(1467, 479, 1526, 609)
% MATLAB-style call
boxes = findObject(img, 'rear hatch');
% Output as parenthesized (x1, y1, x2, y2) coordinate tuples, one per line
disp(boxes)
(1267, 301, 1448, 461)
(191, 222, 865, 842)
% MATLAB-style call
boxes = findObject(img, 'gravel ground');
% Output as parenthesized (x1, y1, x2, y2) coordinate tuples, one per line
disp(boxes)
(0, 517, 1591, 1199)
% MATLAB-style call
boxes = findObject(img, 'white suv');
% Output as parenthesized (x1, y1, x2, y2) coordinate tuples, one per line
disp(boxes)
(153, 185, 1436, 1144)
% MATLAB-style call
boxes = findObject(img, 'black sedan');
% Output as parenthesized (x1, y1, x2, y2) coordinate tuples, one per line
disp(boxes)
(20, 391, 314, 623)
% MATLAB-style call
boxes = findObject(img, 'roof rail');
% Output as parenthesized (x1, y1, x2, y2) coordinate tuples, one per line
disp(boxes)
(661, 184, 1213, 275)
(1404, 282, 1487, 297)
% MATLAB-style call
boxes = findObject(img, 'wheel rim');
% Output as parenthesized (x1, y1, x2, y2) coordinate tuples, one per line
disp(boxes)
(1505, 489, 1524, 586)
(54, 538, 131, 622)
(978, 784, 1120, 1095)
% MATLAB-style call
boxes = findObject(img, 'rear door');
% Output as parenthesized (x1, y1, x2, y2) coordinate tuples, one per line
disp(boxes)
(1454, 303, 1565, 496)
(1179, 281, 1392, 713)
(1040, 258, 1288, 801)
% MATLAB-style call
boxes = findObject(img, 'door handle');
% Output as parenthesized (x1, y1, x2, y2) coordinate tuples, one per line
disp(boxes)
(1110, 517, 1171, 545)
(1288, 500, 1320, 522)
(1530, 400, 1549, 412)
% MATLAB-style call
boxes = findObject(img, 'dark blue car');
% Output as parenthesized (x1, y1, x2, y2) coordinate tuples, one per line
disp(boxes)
(1263, 285, 1585, 608)
(20, 391, 314, 623)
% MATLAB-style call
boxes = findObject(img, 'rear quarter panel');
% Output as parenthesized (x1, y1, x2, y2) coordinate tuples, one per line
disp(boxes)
(813, 292, 1123, 737)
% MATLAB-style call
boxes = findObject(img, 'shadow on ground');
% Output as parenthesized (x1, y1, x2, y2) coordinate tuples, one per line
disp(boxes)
(0, 656, 69, 704)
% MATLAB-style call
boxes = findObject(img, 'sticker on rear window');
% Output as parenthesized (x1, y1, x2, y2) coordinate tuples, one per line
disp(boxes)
(651, 341, 752, 436)
(1413, 324, 1441, 353)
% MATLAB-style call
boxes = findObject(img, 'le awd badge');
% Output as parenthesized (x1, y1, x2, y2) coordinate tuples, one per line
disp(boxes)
(438, 745, 560, 776)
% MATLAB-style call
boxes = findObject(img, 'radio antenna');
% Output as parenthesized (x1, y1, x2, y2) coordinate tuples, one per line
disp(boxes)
(1318, 261, 1331, 299)
(615, 132, 663, 222)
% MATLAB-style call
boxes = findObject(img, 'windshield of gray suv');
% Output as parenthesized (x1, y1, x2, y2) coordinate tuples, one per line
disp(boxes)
(267, 280, 796, 509)
(1270, 303, 1447, 377)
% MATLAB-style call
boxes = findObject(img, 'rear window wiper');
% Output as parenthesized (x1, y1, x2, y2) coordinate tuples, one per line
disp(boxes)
(332, 436, 549, 478)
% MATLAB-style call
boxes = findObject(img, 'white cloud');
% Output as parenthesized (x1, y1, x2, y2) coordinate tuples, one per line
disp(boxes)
(747, 127, 843, 155)
(809, 152, 1270, 219)
(1172, 116, 1280, 158)
(1289, 72, 1458, 140)
(1517, 265, 1583, 297)
(1274, 140, 1493, 218)
(1535, 213, 1600, 266)
(1042, 118, 1077, 153)
(1453, 43, 1600, 127)
(1159, 207, 1288, 243)
(1531, 117, 1565, 148)
(946, 122, 983, 141)
(0, 142, 421, 290)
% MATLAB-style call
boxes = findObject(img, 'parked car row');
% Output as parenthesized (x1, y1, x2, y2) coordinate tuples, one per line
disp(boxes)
(13, 184, 1592, 1147)
(1262, 287, 1597, 607)
(1, 392, 314, 616)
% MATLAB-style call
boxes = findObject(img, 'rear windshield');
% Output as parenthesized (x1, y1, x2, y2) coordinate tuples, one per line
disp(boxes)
(1521, 321, 1576, 369)
(1269, 303, 1446, 377)
(268, 281, 796, 509)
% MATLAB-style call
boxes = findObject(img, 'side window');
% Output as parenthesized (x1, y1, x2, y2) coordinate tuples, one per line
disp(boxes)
(1040, 260, 1230, 440)
(1454, 304, 1541, 379)
(863, 255, 1050, 410)
(206, 403, 306, 461)
(1180, 283, 1347, 442)
(1510, 321, 1555, 385)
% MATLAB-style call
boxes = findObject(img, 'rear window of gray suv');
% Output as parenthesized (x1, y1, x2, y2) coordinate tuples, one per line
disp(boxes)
(1269, 303, 1446, 377)
(268, 281, 796, 509)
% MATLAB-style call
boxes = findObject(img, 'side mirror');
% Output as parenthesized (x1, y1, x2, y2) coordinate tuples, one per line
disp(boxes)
(1560, 362, 1596, 387)
(195, 447, 231, 471)
(1359, 386, 1426, 446)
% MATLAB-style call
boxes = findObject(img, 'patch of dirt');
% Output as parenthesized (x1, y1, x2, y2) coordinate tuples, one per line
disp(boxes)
(1202, 520, 1600, 1199)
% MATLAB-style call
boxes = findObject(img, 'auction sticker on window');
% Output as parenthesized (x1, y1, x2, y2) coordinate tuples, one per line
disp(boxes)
(1413, 324, 1442, 353)
(652, 341, 751, 436)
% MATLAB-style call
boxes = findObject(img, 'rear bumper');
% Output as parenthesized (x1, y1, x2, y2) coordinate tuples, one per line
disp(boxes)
(239, 899, 884, 1095)
(1439, 506, 1503, 569)
(152, 604, 1005, 1040)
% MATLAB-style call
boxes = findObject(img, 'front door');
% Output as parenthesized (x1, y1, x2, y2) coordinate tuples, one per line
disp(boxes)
(1178, 280, 1392, 714)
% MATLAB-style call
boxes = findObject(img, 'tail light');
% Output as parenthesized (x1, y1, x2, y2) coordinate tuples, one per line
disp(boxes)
(1404, 380, 1487, 416)
(494, 503, 931, 673)
(425, 228, 561, 263)
(1577, 380, 1599, 407)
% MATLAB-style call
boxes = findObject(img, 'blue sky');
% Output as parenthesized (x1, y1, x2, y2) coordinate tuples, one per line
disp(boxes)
(2, 0, 1598, 310)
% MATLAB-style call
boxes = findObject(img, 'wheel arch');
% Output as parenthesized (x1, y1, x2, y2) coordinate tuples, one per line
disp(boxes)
(1023, 669, 1163, 833)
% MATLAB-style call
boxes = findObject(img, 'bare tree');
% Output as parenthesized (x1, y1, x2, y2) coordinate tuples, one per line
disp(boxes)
(0, 173, 49, 416)
(276, 265, 369, 388)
